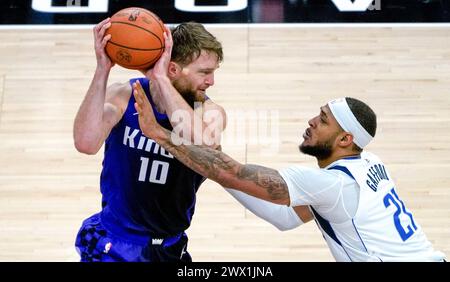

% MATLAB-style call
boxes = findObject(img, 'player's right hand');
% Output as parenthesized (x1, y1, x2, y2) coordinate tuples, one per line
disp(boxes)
(93, 18, 114, 70)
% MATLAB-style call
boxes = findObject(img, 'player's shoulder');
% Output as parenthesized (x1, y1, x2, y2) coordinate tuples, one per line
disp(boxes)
(361, 151, 383, 163)
(282, 165, 334, 175)
(203, 99, 227, 128)
(107, 81, 132, 94)
(104, 81, 133, 113)
(204, 98, 225, 111)
(105, 81, 133, 104)
(280, 165, 342, 186)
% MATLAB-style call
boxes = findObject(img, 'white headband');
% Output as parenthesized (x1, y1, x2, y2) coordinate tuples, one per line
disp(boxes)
(327, 98, 373, 148)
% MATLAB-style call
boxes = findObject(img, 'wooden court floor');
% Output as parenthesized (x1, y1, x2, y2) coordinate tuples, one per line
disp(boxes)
(0, 25, 448, 261)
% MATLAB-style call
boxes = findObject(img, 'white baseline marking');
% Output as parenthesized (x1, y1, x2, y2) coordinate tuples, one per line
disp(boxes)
(1, 23, 450, 30)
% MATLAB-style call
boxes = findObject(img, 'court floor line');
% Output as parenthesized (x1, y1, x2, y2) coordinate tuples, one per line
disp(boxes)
(1, 23, 450, 30)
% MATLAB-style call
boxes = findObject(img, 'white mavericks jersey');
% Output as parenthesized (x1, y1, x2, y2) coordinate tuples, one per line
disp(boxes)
(280, 151, 446, 262)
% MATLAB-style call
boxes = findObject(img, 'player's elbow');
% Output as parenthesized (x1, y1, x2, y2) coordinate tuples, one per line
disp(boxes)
(74, 138, 100, 155)
(273, 222, 299, 232)
(274, 225, 290, 232)
(273, 206, 304, 231)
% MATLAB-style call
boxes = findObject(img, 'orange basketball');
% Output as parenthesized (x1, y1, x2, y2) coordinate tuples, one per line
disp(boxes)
(106, 7, 165, 70)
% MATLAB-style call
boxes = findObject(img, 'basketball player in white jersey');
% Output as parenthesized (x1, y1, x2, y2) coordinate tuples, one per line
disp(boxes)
(132, 82, 446, 261)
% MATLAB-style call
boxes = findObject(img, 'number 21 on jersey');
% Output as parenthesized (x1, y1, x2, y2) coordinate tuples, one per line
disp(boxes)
(383, 188, 418, 241)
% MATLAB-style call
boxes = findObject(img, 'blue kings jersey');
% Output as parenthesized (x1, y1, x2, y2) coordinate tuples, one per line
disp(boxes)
(100, 78, 205, 238)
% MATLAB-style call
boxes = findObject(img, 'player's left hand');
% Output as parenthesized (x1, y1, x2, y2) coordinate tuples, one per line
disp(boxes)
(140, 24, 173, 80)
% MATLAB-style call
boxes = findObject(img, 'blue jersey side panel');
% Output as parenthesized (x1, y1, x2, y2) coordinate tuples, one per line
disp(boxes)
(100, 77, 205, 237)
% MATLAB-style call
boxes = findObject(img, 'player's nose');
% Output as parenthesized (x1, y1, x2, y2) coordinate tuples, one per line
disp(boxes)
(308, 117, 316, 128)
(205, 73, 215, 86)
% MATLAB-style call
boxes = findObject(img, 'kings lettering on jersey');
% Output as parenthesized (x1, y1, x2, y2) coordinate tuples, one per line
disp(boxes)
(366, 163, 389, 192)
(123, 125, 174, 159)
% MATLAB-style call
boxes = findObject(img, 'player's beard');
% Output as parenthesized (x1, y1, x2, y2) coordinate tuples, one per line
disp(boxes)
(173, 81, 206, 109)
(299, 140, 333, 160)
(179, 90, 197, 108)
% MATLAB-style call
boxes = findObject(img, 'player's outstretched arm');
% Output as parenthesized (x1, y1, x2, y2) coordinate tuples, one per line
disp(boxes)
(133, 83, 290, 205)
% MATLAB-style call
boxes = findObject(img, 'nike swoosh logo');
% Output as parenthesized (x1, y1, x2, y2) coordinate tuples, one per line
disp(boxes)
(133, 112, 139, 115)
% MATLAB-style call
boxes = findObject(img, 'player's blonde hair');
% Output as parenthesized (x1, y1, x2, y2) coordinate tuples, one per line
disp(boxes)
(171, 22, 223, 66)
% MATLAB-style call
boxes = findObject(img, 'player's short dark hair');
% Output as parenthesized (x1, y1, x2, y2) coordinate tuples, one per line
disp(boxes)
(171, 22, 223, 67)
(346, 97, 377, 152)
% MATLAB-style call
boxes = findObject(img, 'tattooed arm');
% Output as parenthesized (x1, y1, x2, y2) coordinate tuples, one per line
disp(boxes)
(133, 82, 290, 205)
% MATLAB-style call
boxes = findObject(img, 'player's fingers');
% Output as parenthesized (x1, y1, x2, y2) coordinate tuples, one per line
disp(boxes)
(164, 24, 172, 40)
(101, 34, 111, 48)
(163, 32, 173, 53)
(98, 22, 111, 39)
(98, 18, 110, 30)
(166, 26, 173, 47)
(101, 17, 111, 25)
(133, 92, 143, 110)
(94, 18, 110, 35)
(133, 82, 140, 96)
(136, 80, 146, 95)
(135, 82, 146, 101)
(134, 84, 152, 111)
(93, 23, 101, 34)
(134, 102, 140, 112)
(134, 102, 142, 115)
(133, 83, 145, 106)
(162, 32, 168, 46)
(132, 82, 140, 97)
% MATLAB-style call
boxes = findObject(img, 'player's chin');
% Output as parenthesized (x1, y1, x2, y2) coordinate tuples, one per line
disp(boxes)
(299, 140, 306, 149)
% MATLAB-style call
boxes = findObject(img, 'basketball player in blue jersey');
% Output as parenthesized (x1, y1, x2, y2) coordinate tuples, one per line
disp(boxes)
(133, 85, 446, 261)
(73, 18, 226, 262)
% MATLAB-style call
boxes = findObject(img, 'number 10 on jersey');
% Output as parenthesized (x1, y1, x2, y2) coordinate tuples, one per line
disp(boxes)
(138, 157, 169, 184)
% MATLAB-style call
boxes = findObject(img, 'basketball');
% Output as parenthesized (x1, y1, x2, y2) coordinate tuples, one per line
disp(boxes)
(105, 7, 165, 70)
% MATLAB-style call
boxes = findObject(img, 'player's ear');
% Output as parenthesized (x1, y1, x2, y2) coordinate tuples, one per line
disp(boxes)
(168, 61, 181, 78)
(338, 132, 354, 148)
